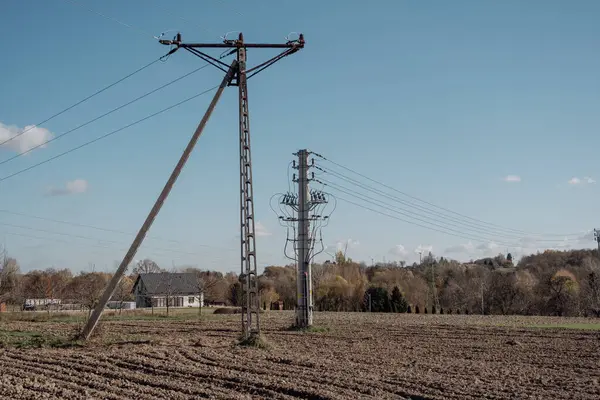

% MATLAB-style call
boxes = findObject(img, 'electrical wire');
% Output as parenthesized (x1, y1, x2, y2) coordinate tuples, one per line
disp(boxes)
(63, 0, 160, 41)
(148, 0, 221, 39)
(324, 185, 576, 249)
(0, 229, 266, 266)
(0, 220, 224, 257)
(0, 209, 235, 251)
(0, 63, 212, 166)
(313, 152, 584, 238)
(318, 165, 584, 241)
(318, 175, 578, 243)
(0, 85, 219, 184)
(0, 58, 161, 150)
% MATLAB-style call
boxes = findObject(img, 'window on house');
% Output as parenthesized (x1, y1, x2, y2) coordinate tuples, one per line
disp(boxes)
(188, 297, 195, 304)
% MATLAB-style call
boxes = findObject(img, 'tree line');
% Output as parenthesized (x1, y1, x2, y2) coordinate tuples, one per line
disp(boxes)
(1, 249, 599, 317)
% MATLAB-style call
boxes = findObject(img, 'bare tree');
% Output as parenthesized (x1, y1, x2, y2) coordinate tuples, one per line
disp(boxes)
(132, 259, 162, 275)
(0, 251, 20, 307)
(162, 269, 181, 317)
(113, 276, 134, 314)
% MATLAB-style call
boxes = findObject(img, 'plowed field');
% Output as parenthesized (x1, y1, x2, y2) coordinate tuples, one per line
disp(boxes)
(1, 312, 599, 399)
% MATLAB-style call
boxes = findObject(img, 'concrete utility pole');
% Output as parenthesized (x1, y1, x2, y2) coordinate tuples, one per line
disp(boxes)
(275, 149, 332, 328)
(296, 149, 311, 327)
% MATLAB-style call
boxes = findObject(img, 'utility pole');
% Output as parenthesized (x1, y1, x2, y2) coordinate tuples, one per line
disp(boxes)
(80, 33, 304, 341)
(157, 33, 304, 340)
(274, 149, 333, 328)
(296, 149, 311, 327)
(595, 229, 600, 253)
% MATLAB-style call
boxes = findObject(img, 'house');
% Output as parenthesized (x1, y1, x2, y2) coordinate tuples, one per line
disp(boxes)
(132, 272, 203, 309)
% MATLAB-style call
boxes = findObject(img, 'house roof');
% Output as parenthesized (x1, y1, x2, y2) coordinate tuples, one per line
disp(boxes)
(134, 272, 200, 295)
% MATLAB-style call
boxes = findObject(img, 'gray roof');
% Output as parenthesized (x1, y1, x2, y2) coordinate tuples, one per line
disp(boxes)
(135, 272, 199, 295)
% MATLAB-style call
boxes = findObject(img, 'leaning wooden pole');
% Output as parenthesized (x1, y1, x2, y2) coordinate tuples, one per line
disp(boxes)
(79, 61, 237, 340)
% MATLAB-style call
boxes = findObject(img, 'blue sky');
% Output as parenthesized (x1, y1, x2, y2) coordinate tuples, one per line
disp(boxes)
(1, 0, 599, 273)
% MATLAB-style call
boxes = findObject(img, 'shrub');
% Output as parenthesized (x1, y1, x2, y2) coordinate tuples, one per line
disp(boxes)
(389, 286, 408, 313)
(415, 305, 420, 314)
(407, 305, 412, 314)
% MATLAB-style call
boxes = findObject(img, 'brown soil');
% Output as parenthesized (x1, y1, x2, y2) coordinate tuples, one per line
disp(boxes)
(1, 312, 599, 399)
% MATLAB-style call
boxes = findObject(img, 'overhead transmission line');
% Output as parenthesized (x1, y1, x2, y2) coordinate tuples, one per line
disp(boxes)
(0, 58, 161, 150)
(316, 170, 580, 243)
(0, 209, 236, 251)
(312, 152, 584, 239)
(0, 84, 220, 184)
(314, 178, 524, 248)
(0, 229, 248, 266)
(63, 0, 160, 41)
(0, 63, 213, 165)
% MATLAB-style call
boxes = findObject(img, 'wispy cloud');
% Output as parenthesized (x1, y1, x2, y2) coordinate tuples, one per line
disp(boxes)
(502, 175, 521, 183)
(46, 179, 89, 196)
(414, 244, 433, 254)
(0, 122, 54, 154)
(568, 176, 595, 185)
(389, 244, 407, 257)
(254, 221, 272, 237)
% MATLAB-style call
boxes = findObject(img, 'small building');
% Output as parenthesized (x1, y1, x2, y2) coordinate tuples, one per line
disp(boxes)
(132, 272, 203, 309)
(106, 301, 136, 310)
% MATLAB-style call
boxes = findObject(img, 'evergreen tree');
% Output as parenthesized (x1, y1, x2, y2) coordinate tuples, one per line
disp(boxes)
(389, 286, 408, 313)
(364, 287, 391, 312)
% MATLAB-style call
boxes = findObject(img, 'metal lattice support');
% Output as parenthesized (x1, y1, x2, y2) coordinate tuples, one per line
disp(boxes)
(237, 42, 260, 338)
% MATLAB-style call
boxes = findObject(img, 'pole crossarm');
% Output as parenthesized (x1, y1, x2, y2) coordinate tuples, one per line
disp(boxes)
(159, 32, 305, 81)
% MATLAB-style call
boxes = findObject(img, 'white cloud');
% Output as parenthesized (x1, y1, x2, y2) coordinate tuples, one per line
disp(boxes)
(389, 244, 408, 257)
(324, 238, 360, 255)
(445, 242, 475, 254)
(414, 244, 433, 254)
(444, 241, 499, 257)
(0, 122, 54, 154)
(569, 176, 595, 185)
(254, 221, 271, 237)
(502, 175, 521, 183)
(46, 179, 89, 196)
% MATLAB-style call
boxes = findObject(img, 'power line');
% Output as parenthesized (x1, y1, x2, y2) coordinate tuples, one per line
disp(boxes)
(0, 63, 212, 166)
(0, 209, 235, 251)
(0, 85, 219, 184)
(147, 0, 220, 39)
(62, 0, 159, 41)
(317, 173, 580, 243)
(317, 179, 528, 248)
(313, 152, 583, 238)
(0, 58, 161, 150)
(328, 191, 538, 249)
(0, 230, 249, 265)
